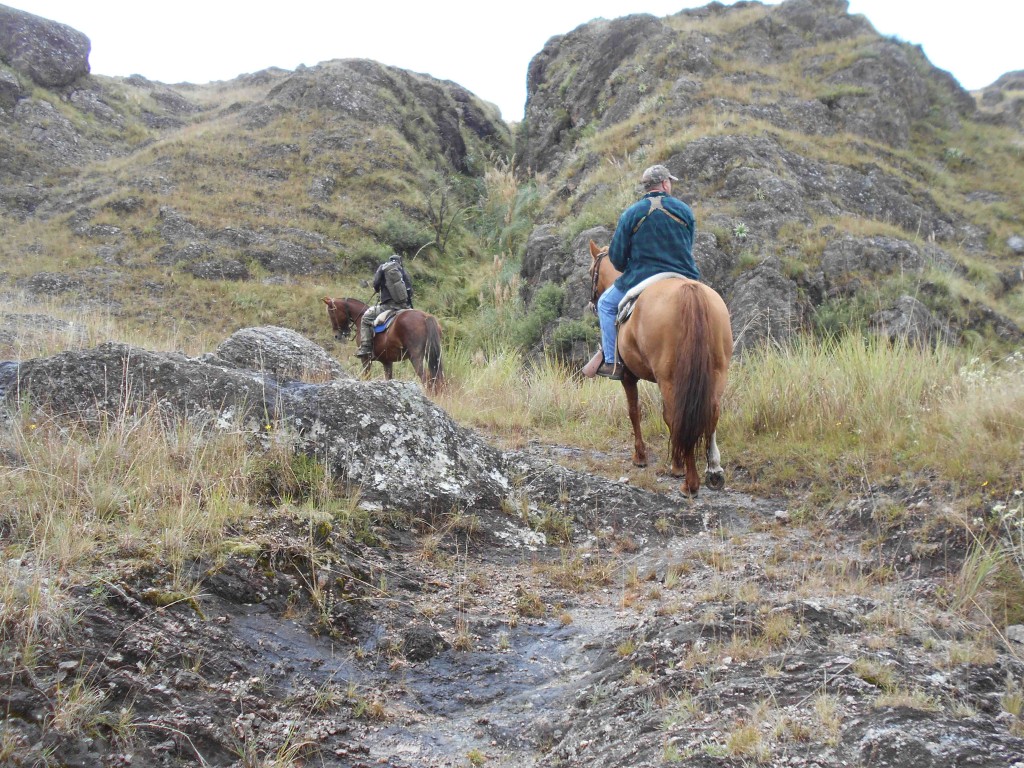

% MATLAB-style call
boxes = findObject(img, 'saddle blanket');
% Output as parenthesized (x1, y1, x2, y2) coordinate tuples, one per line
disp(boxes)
(616, 272, 687, 325)
(373, 308, 405, 333)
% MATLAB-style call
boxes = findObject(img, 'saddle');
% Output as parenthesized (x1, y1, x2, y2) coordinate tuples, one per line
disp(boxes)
(373, 308, 408, 334)
(615, 272, 687, 325)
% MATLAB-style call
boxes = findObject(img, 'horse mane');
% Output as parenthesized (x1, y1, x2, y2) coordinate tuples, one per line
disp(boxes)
(670, 284, 715, 468)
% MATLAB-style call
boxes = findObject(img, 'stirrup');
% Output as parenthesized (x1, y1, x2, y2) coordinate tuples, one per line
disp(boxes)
(581, 350, 604, 378)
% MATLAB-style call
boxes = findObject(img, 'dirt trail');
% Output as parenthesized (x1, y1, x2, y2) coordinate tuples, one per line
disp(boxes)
(4, 478, 1023, 767)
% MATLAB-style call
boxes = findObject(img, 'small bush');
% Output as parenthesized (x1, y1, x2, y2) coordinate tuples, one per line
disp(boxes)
(379, 211, 428, 256)
(550, 318, 598, 354)
(247, 453, 328, 504)
(512, 282, 564, 349)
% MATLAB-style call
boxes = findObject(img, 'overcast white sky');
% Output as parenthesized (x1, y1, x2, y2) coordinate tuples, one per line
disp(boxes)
(8, 1, 1023, 121)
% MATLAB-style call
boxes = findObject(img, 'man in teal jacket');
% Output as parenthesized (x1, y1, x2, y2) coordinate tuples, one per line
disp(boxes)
(594, 163, 700, 379)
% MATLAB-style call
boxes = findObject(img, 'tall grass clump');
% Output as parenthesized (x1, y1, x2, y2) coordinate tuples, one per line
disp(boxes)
(924, 351, 1024, 487)
(723, 335, 1023, 492)
(475, 154, 543, 259)
(0, 410, 263, 582)
(439, 346, 664, 448)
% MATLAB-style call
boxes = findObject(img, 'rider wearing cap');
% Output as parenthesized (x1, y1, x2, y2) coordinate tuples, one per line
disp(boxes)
(594, 163, 700, 380)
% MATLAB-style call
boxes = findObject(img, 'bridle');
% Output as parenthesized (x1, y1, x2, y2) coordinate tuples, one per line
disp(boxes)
(327, 298, 354, 339)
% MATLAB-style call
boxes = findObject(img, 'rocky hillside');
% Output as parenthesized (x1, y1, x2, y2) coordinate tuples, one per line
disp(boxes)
(516, 0, 1024, 356)
(0, 3, 512, 347)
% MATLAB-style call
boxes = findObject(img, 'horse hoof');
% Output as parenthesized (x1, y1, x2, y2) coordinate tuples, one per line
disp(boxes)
(705, 470, 725, 491)
(633, 460, 648, 468)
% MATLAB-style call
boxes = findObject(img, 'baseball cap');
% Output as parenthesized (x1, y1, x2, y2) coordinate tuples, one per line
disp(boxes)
(641, 164, 679, 187)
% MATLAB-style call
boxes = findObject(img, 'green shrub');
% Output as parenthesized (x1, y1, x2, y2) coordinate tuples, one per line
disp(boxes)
(512, 282, 564, 349)
(379, 211, 429, 256)
(551, 318, 598, 354)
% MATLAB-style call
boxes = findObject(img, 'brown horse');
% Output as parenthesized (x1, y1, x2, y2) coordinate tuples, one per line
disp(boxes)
(589, 240, 733, 495)
(322, 297, 445, 393)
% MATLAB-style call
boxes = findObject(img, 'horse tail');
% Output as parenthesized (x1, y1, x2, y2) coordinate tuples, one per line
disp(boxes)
(670, 284, 714, 470)
(424, 315, 445, 392)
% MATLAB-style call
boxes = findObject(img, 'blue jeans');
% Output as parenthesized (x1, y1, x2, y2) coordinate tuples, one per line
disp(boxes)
(597, 284, 626, 363)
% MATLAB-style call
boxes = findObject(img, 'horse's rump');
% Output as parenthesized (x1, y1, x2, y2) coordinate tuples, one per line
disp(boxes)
(625, 281, 716, 464)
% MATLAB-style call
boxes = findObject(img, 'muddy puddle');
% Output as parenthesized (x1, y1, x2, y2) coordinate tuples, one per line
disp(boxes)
(228, 593, 630, 766)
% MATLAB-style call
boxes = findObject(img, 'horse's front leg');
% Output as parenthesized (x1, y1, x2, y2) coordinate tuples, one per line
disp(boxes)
(704, 430, 726, 491)
(622, 374, 647, 468)
(383, 362, 394, 380)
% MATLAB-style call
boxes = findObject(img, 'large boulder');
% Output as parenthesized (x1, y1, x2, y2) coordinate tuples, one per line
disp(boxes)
(0, 62, 22, 108)
(205, 326, 347, 382)
(0, 4, 90, 88)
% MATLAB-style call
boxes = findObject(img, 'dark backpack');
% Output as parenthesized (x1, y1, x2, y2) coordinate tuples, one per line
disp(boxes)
(383, 261, 408, 304)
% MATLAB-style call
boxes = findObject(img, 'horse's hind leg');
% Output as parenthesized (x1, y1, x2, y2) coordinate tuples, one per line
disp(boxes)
(705, 430, 725, 490)
(407, 347, 427, 387)
(623, 375, 648, 467)
(704, 394, 725, 490)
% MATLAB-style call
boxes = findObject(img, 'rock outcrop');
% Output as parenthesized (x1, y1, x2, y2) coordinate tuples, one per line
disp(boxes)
(0, 3, 90, 88)
(0, 334, 688, 526)
(264, 59, 509, 173)
(976, 70, 1024, 130)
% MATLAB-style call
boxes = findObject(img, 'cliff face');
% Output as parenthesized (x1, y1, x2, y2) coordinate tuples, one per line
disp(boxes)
(516, 0, 1022, 355)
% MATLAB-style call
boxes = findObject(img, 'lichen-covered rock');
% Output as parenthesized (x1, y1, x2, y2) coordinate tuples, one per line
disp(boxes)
(207, 326, 346, 382)
(821, 235, 939, 289)
(16, 271, 83, 296)
(0, 340, 703, 531)
(0, 4, 90, 88)
(0, 342, 278, 424)
(186, 258, 251, 281)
